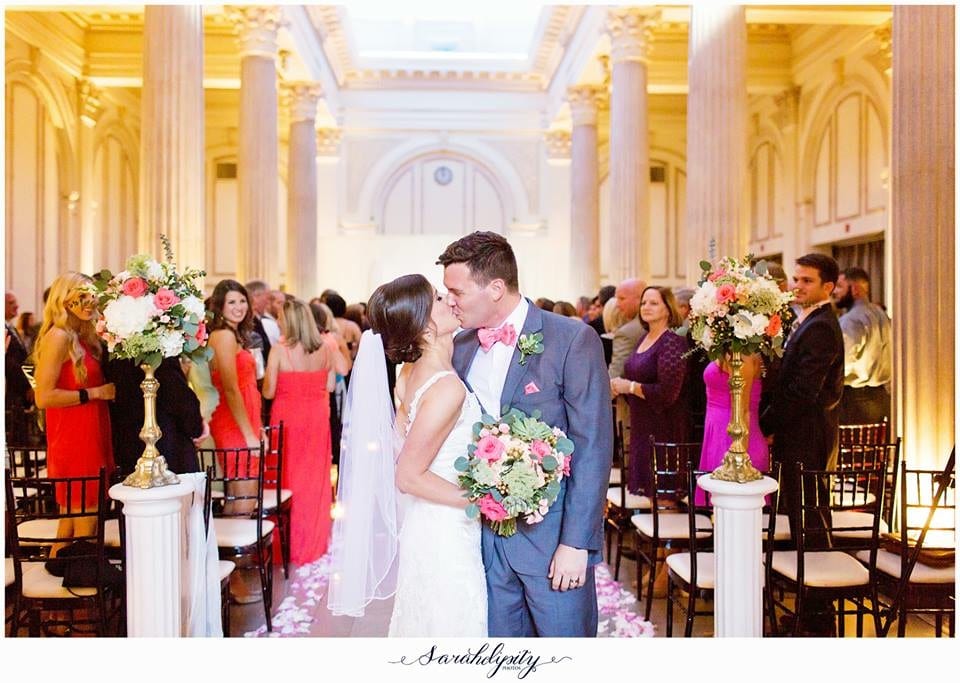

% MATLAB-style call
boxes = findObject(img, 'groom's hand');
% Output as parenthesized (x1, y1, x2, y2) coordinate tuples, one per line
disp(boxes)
(549, 544, 587, 591)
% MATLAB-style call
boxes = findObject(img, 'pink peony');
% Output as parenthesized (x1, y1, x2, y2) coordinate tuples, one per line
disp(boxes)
(715, 283, 737, 304)
(196, 320, 207, 344)
(765, 313, 782, 337)
(121, 277, 149, 298)
(707, 268, 726, 282)
(477, 494, 509, 522)
(154, 288, 181, 310)
(530, 440, 552, 461)
(476, 434, 506, 463)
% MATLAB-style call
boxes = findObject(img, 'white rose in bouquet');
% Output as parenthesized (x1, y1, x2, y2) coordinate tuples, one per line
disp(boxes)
(103, 294, 158, 339)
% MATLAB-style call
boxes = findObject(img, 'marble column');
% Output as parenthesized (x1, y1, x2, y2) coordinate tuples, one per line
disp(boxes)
(230, 6, 282, 285)
(605, 8, 658, 283)
(139, 5, 205, 272)
(567, 85, 604, 297)
(685, 5, 747, 279)
(891, 6, 955, 469)
(285, 83, 321, 299)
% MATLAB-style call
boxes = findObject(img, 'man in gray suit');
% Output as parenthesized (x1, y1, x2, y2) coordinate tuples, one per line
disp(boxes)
(439, 231, 612, 637)
(607, 278, 646, 379)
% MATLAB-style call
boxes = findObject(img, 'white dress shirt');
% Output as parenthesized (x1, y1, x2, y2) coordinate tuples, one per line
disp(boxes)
(260, 313, 281, 346)
(467, 297, 529, 419)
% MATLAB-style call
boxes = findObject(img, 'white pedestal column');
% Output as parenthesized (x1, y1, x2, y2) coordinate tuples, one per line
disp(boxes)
(698, 475, 778, 637)
(110, 481, 193, 637)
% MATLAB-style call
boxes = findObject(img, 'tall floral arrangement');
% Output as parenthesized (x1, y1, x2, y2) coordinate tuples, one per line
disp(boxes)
(93, 236, 211, 369)
(688, 255, 794, 361)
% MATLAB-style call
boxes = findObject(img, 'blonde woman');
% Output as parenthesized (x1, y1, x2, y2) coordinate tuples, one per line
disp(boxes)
(262, 298, 348, 563)
(33, 272, 115, 542)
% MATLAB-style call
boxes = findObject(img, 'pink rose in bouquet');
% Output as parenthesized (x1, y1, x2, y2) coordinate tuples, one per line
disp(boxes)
(122, 277, 149, 298)
(477, 494, 509, 522)
(154, 287, 181, 311)
(476, 434, 506, 463)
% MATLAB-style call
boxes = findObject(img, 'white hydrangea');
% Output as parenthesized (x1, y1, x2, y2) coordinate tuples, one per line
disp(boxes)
(145, 259, 165, 281)
(103, 294, 158, 339)
(732, 311, 769, 340)
(181, 295, 205, 320)
(690, 281, 719, 317)
(158, 328, 185, 358)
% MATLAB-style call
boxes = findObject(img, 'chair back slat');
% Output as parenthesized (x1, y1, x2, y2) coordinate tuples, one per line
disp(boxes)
(838, 419, 888, 447)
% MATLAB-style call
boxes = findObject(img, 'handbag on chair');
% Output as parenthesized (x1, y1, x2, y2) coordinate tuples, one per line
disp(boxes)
(44, 540, 124, 589)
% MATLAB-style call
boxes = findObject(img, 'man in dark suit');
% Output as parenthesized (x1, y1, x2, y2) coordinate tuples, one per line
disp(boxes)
(105, 356, 205, 476)
(760, 252, 844, 635)
(5, 291, 33, 444)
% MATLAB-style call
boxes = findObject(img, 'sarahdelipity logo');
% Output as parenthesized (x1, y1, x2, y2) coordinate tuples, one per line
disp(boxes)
(388, 642, 572, 679)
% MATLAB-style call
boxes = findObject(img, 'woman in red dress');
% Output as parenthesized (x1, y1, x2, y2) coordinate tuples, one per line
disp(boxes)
(33, 272, 115, 543)
(263, 298, 351, 564)
(208, 279, 262, 470)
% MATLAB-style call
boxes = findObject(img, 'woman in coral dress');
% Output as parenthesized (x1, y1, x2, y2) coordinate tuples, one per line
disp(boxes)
(33, 272, 115, 541)
(207, 280, 262, 483)
(694, 355, 769, 505)
(263, 298, 351, 564)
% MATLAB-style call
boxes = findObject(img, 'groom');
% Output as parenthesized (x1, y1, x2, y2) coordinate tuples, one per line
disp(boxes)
(438, 231, 612, 637)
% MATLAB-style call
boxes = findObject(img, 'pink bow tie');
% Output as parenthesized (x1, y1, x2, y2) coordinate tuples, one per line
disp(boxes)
(478, 323, 517, 352)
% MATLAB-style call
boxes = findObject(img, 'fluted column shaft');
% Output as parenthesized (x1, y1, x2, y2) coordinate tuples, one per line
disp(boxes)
(685, 5, 747, 277)
(606, 9, 657, 283)
(568, 85, 603, 297)
(891, 6, 955, 468)
(139, 5, 205, 271)
(232, 6, 281, 284)
(286, 84, 321, 299)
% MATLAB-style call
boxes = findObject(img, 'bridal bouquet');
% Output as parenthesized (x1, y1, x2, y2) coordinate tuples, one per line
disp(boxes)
(92, 236, 211, 369)
(688, 255, 794, 361)
(455, 408, 574, 537)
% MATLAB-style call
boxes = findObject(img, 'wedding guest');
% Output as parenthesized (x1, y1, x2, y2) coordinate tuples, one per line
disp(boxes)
(5, 291, 33, 444)
(585, 296, 606, 338)
(608, 278, 646, 380)
(33, 272, 115, 544)
(535, 297, 555, 312)
(263, 298, 347, 563)
(311, 301, 351, 466)
(576, 296, 592, 320)
(343, 303, 367, 334)
(834, 267, 892, 425)
(244, 280, 279, 363)
(326, 293, 361, 362)
(552, 301, 579, 319)
(673, 287, 707, 441)
(105, 355, 206, 476)
(17, 311, 37, 354)
(610, 286, 689, 496)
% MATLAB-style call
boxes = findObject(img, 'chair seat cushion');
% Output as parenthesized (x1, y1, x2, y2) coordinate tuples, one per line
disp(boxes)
(856, 549, 956, 584)
(631, 512, 713, 539)
(771, 550, 870, 587)
(607, 487, 652, 510)
(19, 562, 98, 598)
(218, 560, 236, 582)
(5, 557, 14, 588)
(104, 519, 122, 548)
(213, 518, 274, 547)
(761, 513, 792, 541)
(832, 511, 888, 539)
(609, 468, 622, 485)
(17, 518, 59, 544)
(262, 488, 293, 511)
(666, 551, 715, 588)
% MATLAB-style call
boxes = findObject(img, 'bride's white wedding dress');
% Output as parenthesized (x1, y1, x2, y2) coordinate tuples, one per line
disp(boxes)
(388, 370, 488, 637)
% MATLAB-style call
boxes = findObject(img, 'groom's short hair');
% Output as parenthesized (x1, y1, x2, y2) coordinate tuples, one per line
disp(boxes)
(436, 231, 519, 292)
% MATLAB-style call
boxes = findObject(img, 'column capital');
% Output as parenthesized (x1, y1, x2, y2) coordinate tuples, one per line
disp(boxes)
(567, 84, 607, 127)
(316, 127, 342, 157)
(868, 20, 892, 75)
(284, 82, 323, 123)
(543, 129, 572, 160)
(772, 86, 801, 129)
(77, 78, 104, 127)
(227, 5, 284, 58)
(605, 7, 660, 64)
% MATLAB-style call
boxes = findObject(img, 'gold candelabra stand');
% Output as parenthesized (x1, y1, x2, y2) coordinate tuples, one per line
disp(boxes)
(123, 363, 180, 488)
(711, 350, 763, 483)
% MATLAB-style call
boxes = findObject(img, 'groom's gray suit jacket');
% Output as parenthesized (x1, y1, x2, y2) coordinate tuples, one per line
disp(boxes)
(453, 301, 613, 575)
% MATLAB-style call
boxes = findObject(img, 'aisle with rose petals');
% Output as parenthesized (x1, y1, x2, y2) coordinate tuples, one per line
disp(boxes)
(243, 556, 655, 638)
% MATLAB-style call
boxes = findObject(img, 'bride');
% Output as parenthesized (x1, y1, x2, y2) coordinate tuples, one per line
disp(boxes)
(326, 274, 487, 637)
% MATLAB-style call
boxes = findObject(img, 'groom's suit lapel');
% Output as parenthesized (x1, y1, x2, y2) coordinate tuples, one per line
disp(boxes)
(499, 301, 543, 415)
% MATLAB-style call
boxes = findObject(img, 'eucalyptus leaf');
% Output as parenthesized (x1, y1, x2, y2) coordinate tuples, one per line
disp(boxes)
(491, 489, 503, 503)
(465, 503, 479, 520)
(531, 409, 542, 420)
(699, 260, 712, 272)
(555, 437, 574, 455)
(143, 352, 162, 369)
(467, 443, 477, 456)
(541, 455, 558, 472)
(454, 456, 469, 472)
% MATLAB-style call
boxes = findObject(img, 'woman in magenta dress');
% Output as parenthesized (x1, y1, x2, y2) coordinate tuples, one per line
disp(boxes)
(610, 286, 690, 496)
(262, 298, 351, 564)
(694, 355, 769, 505)
(33, 272, 115, 542)
(207, 280, 262, 480)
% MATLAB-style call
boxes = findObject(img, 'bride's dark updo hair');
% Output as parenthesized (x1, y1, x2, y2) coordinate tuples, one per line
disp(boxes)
(367, 274, 434, 364)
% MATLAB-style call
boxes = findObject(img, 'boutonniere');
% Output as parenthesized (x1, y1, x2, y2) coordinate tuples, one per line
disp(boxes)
(517, 332, 544, 366)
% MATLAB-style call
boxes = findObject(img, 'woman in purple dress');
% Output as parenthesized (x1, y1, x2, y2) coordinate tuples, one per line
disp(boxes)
(610, 286, 689, 496)
(694, 355, 769, 505)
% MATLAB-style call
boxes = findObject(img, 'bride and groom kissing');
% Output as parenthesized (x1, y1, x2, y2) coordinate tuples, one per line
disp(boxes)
(328, 231, 613, 638)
